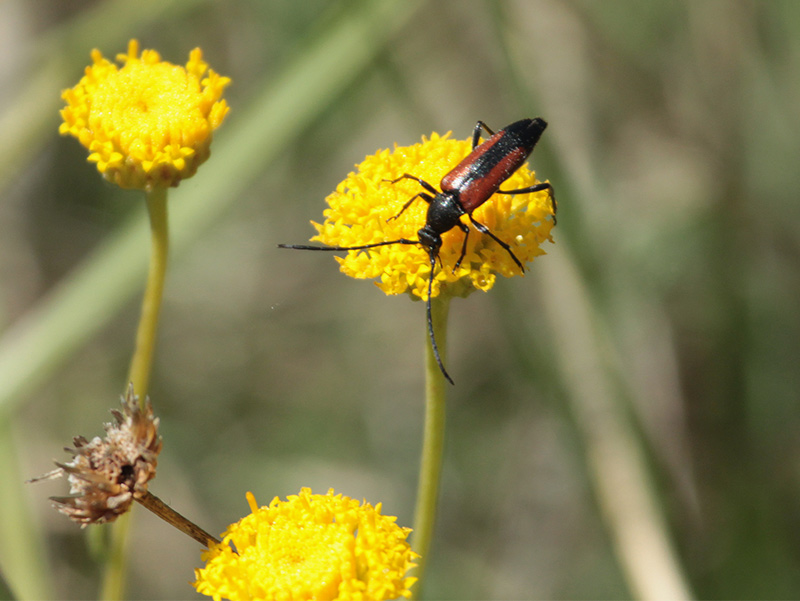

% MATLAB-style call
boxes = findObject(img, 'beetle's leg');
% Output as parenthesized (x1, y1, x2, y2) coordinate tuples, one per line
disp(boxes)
(497, 182, 557, 224)
(385, 173, 439, 195)
(386, 192, 434, 221)
(472, 121, 496, 149)
(384, 173, 438, 221)
(453, 222, 470, 273)
(467, 216, 524, 273)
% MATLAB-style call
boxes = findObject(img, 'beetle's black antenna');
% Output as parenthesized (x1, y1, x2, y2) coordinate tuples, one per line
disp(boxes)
(425, 250, 454, 385)
(278, 239, 417, 252)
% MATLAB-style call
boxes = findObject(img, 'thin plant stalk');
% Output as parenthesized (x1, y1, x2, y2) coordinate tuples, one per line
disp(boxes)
(136, 491, 219, 548)
(0, 420, 53, 600)
(537, 250, 693, 600)
(127, 186, 169, 399)
(411, 294, 450, 599)
(101, 185, 169, 600)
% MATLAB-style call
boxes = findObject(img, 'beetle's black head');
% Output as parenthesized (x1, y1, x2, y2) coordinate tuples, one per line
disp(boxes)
(417, 226, 442, 256)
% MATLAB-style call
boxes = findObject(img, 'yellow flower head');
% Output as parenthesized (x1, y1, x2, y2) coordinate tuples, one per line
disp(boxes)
(310, 131, 555, 301)
(194, 488, 418, 601)
(59, 39, 230, 190)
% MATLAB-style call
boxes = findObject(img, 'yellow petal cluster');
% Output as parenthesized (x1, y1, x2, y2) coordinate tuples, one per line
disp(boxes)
(311, 131, 555, 301)
(59, 39, 230, 190)
(194, 488, 418, 601)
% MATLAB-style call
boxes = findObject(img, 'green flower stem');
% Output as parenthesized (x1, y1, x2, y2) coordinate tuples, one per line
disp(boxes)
(127, 186, 169, 399)
(101, 186, 169, 601)
(411, 294, 450, 599)
(100, 512, 132, 601)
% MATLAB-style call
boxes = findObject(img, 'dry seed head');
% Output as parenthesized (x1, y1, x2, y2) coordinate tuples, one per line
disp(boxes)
(43, 385, 162, 526)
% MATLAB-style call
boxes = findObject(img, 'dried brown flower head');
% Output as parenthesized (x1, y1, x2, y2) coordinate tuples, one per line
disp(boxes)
(36, 385, 162, 526)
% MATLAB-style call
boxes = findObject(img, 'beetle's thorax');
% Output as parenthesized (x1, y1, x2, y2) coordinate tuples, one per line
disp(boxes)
(424, 191, 465, 236)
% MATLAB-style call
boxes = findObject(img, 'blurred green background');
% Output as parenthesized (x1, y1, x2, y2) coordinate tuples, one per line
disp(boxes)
(1, 0, 799, 599)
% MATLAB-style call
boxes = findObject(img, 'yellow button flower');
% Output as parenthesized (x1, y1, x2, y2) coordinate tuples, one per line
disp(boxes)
(194, 488, 418, 601)
(59, 39, 230, 190)
(310, 131, 555, 302)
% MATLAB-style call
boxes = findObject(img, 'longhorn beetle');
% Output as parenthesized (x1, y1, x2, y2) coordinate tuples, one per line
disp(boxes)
(279, 118, 556, 385)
